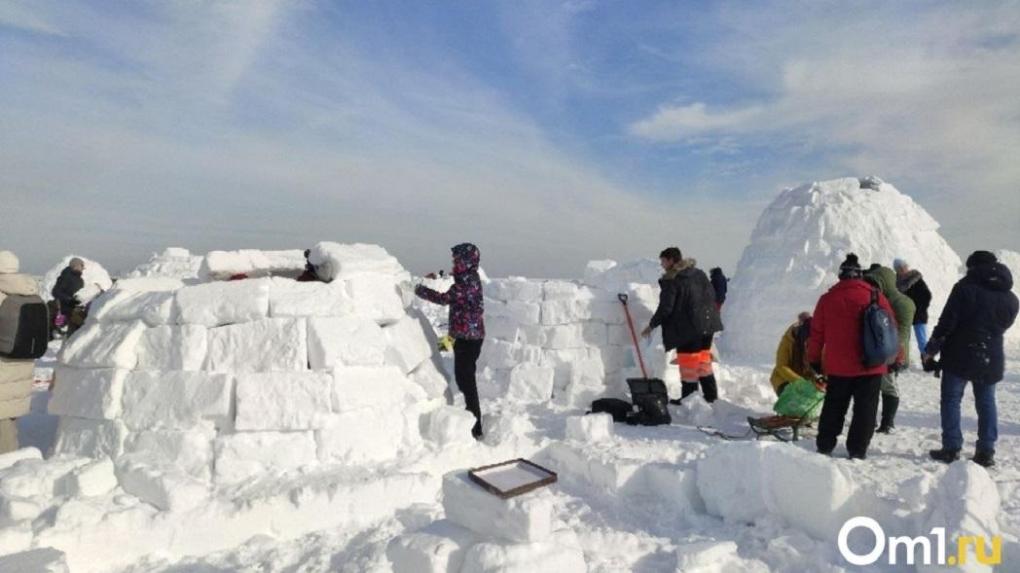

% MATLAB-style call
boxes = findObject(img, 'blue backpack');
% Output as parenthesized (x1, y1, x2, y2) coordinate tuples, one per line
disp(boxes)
(861, 288, 899, 367)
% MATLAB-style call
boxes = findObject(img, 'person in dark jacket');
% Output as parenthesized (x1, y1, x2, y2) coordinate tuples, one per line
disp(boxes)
(51, 258, 85, 317)
(641, 247, 724, 403)
(709, 267, 728, 310)
(926, 251, 1018, 467)
(808, 253, 897, 459)
(894, 258, 932, 357)
(415, 243, 485, 439)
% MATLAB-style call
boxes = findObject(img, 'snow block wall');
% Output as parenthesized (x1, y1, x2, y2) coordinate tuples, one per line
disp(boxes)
(721, 177, 963, 362)
(47, 243, 447, 513)
(126, 248, 204, 281)
(471, 259, 680, 406)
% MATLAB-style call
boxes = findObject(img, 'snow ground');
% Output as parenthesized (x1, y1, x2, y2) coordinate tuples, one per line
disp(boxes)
(16, 355, 1018, 572)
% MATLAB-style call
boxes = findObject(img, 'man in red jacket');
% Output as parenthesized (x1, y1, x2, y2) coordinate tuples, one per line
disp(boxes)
(808, 253, 897, 459)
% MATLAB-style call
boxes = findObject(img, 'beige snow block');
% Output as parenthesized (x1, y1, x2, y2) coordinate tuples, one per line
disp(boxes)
(86, 289, 176, 326)
(57, 320, 146, 370)
(47, 367, 127, 421)
(120, 371, 233, 431)
(386, 520, 479, 573)
(206, 317, 307, 373)
(235, 371, 333, 431)
(136, 324, 208, 371)
(0, 447, 42, 471)
(331, 365, 426, 413)
(52, 417, 127, 459)
(316, 406, 421, 464)
(123, 427, 215, 480)
(382, 313, 433, 374)
(214, 431, 317, 484)
(345, 273, 405, 325)
(442, 471, 554, 543)
(268, 277, 355, 317)
(306, 315, 386, 369)
(173, 278, 270, 327)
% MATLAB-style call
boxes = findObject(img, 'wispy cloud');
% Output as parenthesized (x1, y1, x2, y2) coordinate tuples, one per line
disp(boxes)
(630, 102, 763, 139)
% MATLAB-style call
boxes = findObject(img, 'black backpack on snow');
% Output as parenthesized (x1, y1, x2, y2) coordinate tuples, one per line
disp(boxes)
(861, 288, 899, 368)
(626, 378, 672, 426)
(0, 294, 50, 359)
(589, 398, 633, 422)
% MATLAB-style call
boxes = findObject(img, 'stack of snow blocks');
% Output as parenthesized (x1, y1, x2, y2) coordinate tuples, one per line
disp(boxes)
(47, 242, 466, 514)
(478, 258, 677, 408)
(387, 470, 586, 573)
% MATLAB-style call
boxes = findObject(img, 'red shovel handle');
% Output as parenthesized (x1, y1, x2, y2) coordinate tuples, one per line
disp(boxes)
(618, 293, 649, 379)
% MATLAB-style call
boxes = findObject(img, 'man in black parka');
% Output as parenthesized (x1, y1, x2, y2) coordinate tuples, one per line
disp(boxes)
(642, 247, 724, 403)
(926, 251, 1018, 467)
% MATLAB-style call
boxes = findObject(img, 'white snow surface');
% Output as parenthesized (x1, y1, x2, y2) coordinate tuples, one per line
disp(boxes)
(720, 177, 963, 363)
(5, 198, 1019, 573)
(995, 249, 1020, 355)
(124, 248, 203, 281)
(39, 256, 114, 305)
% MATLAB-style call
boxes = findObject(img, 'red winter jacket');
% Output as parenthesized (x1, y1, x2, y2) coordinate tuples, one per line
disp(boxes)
(807, 278, 897, 377)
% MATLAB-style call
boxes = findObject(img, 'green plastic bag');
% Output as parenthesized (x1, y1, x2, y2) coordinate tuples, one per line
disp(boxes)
(773, 378, 825, 419)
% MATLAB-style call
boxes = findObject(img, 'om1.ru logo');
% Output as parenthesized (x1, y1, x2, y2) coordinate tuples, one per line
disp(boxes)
(838, 516, 1002, 566)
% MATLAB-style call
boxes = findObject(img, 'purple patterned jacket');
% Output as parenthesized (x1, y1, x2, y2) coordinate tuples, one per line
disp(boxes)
(415, 243, 485, 340)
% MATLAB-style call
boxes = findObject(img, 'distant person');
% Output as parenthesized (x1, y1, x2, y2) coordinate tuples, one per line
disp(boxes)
(51, 258, 87, 336)
(809, 253, 896, 459)
(769, 312, 817, 396)
(894, 258, 932, 357)
(864, 264, 914, 434)
(641, 247, 723, 403)
(296, 249, 320, 282)
(0, 251, 39, 453)
(927, 251, 1018, 468)
(709, 267, 728, 310)
(415, 243, 485, 439)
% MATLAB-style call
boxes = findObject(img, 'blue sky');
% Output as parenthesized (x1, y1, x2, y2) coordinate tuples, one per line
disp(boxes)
(1, 1, 1018, 277)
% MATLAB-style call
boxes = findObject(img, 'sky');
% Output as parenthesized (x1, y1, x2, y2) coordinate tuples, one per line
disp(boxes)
(1, 1, 1018, 277)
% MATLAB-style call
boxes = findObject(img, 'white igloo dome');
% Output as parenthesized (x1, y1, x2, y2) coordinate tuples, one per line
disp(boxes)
(720, 177, 963, 362)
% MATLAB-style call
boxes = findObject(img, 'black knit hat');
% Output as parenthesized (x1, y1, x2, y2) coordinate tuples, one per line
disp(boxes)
(965, 250, 997, 269)
(839, 253, 862, 279)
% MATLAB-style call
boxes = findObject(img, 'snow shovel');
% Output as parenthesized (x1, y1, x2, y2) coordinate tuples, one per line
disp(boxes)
(618, 294, 670, 426)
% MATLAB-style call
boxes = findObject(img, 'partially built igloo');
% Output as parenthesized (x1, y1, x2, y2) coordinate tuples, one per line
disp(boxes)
(47, 242, 462, 515)
(720, 177, 963, 362)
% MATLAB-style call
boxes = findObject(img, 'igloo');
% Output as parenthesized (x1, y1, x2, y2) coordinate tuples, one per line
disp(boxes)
(36, 242, 465, 569)
(720, 177, 963, 362)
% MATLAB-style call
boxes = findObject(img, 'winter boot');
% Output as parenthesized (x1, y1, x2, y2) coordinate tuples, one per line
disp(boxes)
(699, 375, 718, 403)
(670, 382, 700, 405)
(972, 450, 995, 468)
(929, 448, 961, 463)
(876, 394, 899, 434)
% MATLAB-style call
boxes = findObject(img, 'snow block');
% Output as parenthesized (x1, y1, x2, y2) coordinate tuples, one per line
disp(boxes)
(540, 300, 590, 326)
(107, 276, 185, 292)
(460, 532, 586, 573)
(173, 278, 270, 327)
(52, 417, 127, 458)
(268, 277, 355, 317)
(485, 315, 520, 342)
(136, 324, 208, 371)
(214, 431, 317, 484)
(201, 249, 305, 280)
(506, 364, 555, 403)
(478, 368, 511, 400)
(345, 273, 406, 325)
(386, 519, 479, 573)
(206, 317, 307, 373)
(423, 406, 477, 447)
(382, 314, 432, 374)
(57, 321, 146, 370)
(116, 456, 209, 512)
(307, 315, 386, 369)
(409, 361, 450, 400)
(544, 324, 585, 349)
(582, 322, 608, 347)
(0, 497, 44, 525)
(87, 289, 175, 326)
(316, 406, 421, 464)
(542, 280, 581, 300)
(124, 428, 214, 480)
(442, 471, 553, 543)
(554, 358, 606, 408)
(696, 441, 769, 523)
(121, 371, 233, 431)
(59, 458, 117, 498)
(589, 299, 628, 325)
(332, 365, 425, 412)
(479, 339, 518, 370)
(639, 463, 702, 515)
(308, 242, 405, 282)
(485, 277, 543, 303)
(918, 462, 1001, 573)
(235, 371, 333, 431)
(0, 548, 69, 573)
(0, 448, 41, 471)
(675, 541, 769, 573)
(565, 414, 614, 442)
(48, 367, 127, 420)
(761, 442, 858, 540)
(540, 442, 644, 496)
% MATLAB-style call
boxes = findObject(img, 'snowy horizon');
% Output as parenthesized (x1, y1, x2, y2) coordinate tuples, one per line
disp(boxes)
(2, 1, 1019, 277)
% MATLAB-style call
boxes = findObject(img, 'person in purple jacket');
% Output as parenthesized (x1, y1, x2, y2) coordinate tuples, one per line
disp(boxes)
(415, 243, 486, 439)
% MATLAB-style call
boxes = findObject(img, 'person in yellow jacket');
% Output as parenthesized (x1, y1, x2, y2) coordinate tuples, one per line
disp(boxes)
(769, 312, 817, 395)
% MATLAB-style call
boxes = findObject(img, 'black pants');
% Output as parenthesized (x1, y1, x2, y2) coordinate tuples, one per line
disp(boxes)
(816, 374, 882, 456)
(454, 338, 484, 437)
